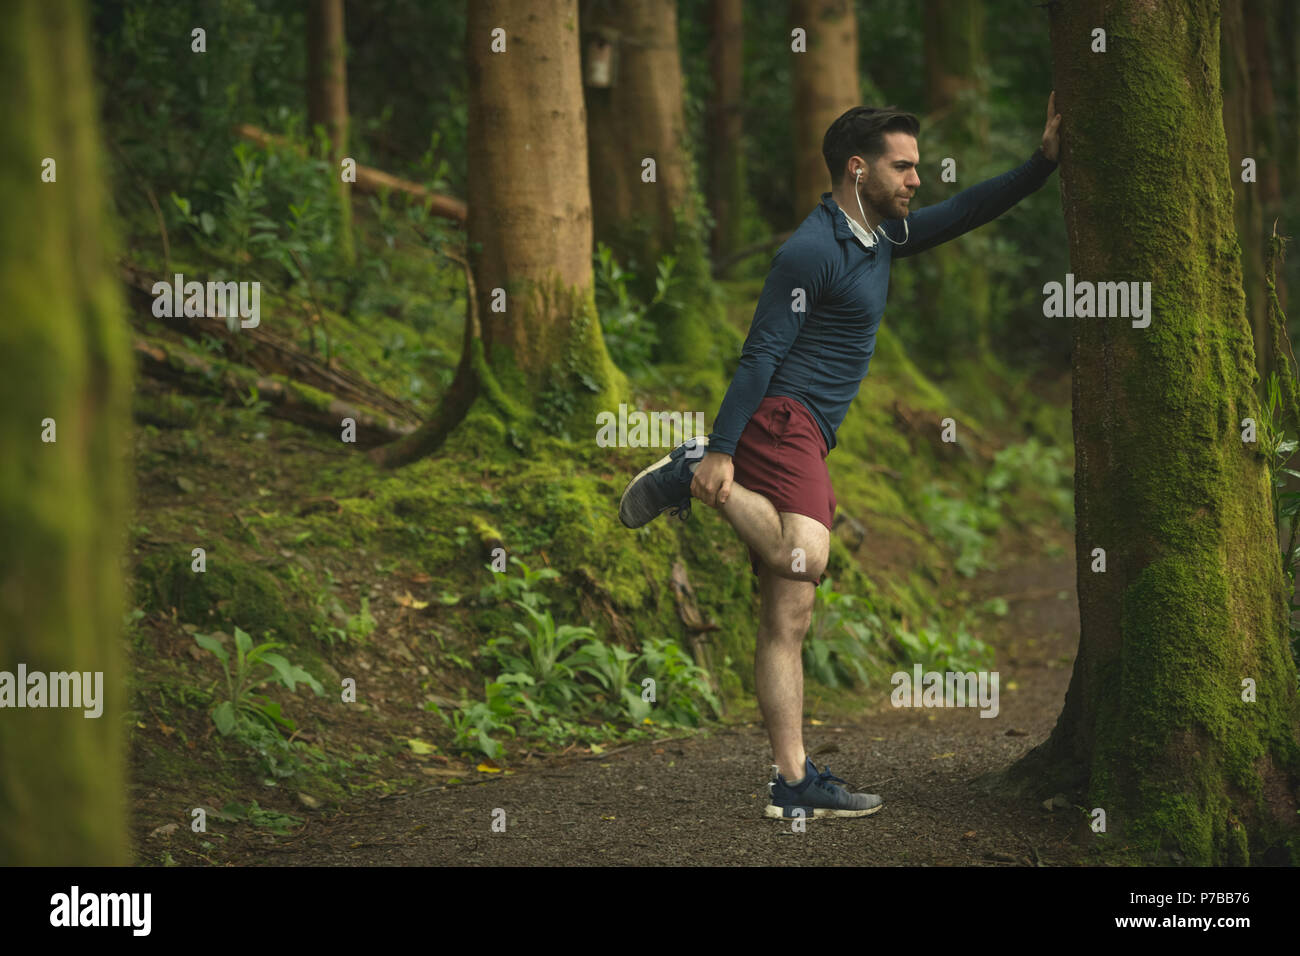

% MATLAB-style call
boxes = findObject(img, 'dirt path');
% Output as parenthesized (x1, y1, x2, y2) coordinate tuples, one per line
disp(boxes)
(239, 542, 1092, 866)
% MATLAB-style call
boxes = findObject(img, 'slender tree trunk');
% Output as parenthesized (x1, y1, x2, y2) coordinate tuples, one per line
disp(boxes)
(582, 0, 694, 272)
(375, 0, 626, 466)
(707, 0, 745, 261)
(923, 0, 986, 135)
(1222, 0, 1269, 385)
(919, 0, 990, 362)
(1282, 0, 1300, 196)
(1244, 0, 1286, 315)
(1005, 0, 1300, 864)
(0, 0, 132, 864)
(790, 0, 859, 220)
(307, 0, 353, 264)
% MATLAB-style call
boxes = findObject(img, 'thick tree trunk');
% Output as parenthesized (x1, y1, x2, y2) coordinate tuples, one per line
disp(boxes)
(374, 0, 626, 466)
(582, 0, 694, 272)
(307, 0, 354, 263)
(1005, 0, 1300, 864)
(707, 0, 745, 261)
(919, 0, 990, 361)
(1222, 0, 1269, 385)
(790, 0, 859, 220)
(0, 0, 131, 864)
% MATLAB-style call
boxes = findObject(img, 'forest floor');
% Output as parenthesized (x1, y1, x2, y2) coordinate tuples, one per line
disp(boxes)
(125, 258, 1088, 865)
(190, 522, 1098, 866)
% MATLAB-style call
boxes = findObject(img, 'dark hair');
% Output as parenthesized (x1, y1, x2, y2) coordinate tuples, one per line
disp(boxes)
(822, 106, 920, 184)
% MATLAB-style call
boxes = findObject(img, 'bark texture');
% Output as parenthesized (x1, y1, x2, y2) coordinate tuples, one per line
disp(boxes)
(1222, 0, 1268, 384)
(918, 0, 990, 359)
(376, 0, 626, 467)
(707, 0, 745, 260)
(582, 0, 694, 270)
(1008, 0, 1300, 865)
(790, 0, 859, 219)
(0, 0, 132, 864)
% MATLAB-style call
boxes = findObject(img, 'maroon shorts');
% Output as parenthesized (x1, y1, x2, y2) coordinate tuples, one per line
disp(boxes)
(730, 395, 836, 577)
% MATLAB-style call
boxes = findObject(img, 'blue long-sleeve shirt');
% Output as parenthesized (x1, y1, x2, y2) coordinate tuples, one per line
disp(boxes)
(707, 148, 1058, 456)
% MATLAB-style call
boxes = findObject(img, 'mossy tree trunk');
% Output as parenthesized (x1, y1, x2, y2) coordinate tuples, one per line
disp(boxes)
(0, 0, 132, 864)
(1223, 0, 1294, 563)
(918, 0, 991, 364)
(582, 0, 694, 274)
(1005, 0, 1300, 864)
(307, 0, 354, 265)
(1222, 0, 1268, 385)
(790, 0, 858, 220)
(373, 0, 626, 467)
(707, 0, 745, 262)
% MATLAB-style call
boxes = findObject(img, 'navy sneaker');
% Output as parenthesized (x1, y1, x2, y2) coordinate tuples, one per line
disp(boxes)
(765, 757, 884, 819)
(618, 436, 708, 528)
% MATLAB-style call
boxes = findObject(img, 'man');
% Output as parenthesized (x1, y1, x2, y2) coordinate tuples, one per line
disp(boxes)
(619, 93, 1062, 819)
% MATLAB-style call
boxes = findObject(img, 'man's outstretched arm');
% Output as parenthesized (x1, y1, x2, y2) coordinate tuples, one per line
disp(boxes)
(890, 91, 1062, 259)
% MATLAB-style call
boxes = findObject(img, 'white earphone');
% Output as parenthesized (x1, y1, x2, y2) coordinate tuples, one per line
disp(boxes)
(853, 165, 909, 245)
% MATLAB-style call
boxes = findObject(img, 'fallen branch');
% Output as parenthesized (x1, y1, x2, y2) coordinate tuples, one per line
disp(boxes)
(234, 123, 467, 224)
(120, 263, 421, 425)
(133, 337, 415, 447)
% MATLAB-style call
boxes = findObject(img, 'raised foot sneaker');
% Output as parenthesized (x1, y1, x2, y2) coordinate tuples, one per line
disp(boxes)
(764, 757, 884, 819)
(618, 436, 708, 529)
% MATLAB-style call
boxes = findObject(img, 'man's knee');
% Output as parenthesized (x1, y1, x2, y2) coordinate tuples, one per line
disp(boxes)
(766, 513, 830, 583)
(765, 542, 828, 583)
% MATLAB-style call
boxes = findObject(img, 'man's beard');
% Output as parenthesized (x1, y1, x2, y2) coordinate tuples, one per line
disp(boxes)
(858, 181, 902, 220)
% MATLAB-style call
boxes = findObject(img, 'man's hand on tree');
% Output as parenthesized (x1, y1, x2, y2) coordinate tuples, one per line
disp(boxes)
(1041, 90, 1062, 162)
(691, 451, 734, 509)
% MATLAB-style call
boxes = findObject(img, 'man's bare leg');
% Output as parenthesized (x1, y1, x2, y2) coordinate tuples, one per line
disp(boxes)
(755, 562, 818, 782)
(711, 483, 828, 583)
(687, 460, 830, 779)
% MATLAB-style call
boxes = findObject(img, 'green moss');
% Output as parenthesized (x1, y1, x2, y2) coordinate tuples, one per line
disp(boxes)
(1016, 0, 1300, 863)
(133, 391, 203, 428)
(283, 378, 339, 414)
(137, 546, 305, 639)
(448, 402, 508, 457)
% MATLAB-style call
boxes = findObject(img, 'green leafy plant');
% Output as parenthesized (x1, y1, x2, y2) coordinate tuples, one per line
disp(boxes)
(803, 578, 884, 689)
(984, 438, 1073, 529)
(238, 385, 272, 416)
(484, 602, 597, 710)
(593, 241, 678, 376)
(427, 678, 527, 760)
(477, 555, 559, 609)
(918, 481, 999, 577)
(573, 640, 651, 722)
(193, 627, 324, 777)
(1261, 369, 1300, 669)
(285, 564, 353, 646)
(214, 799, 304, 836)
(346, 596, 377, 642)
(638, 636, 721, 726)
(894, 619, 994, 674)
